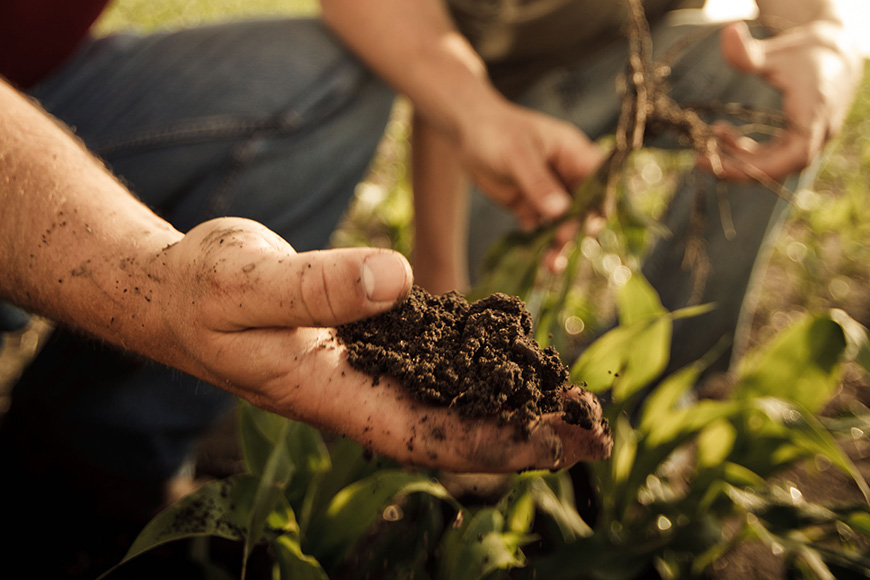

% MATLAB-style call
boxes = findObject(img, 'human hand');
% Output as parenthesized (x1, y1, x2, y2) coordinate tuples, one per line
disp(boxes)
(706, 19, 863, 181)
(456, 99, 605, 230)
(154, 218, 609, 472)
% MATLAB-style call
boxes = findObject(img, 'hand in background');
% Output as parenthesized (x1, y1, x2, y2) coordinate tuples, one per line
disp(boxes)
(709, 19, 863, 181)
(457, 100, 605, 230)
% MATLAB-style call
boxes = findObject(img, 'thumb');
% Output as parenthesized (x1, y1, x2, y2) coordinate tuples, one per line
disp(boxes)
(175, 219, 413, 329)
(720, 21, 767, 75)
(272, 248, 414, 328)
(198, 238, 413, 329)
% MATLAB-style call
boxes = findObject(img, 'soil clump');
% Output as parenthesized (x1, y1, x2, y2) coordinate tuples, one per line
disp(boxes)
(336, 286, 604, 436)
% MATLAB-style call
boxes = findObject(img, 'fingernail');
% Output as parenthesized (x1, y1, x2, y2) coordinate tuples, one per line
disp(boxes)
(543, 193, 570, 218)
(363, 252, 410, 302)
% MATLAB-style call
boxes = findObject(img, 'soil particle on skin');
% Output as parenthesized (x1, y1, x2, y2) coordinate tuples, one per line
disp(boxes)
(337, 286, 604, 436)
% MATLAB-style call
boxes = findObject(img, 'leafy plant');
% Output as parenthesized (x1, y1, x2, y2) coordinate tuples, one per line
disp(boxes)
(101, 273, 870, 580)
(516, 276, 870, 580)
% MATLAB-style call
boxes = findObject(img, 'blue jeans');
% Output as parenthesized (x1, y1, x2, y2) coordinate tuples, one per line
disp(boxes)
(467, 13, 803, 381)
(2, 19, 394, 492)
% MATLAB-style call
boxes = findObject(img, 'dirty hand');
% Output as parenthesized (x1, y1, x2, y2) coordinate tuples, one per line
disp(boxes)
(156, 218, 608, 472)
(709, 19, 863, 181)
(457, 99, 605, 231)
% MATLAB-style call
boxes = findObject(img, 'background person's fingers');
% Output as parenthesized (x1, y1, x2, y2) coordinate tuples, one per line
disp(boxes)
(547, 124, 606, 192)
(509, 148, 572, 222)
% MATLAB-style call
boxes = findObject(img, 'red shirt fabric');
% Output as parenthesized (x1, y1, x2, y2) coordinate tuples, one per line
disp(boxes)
(0, 0, 111, 89)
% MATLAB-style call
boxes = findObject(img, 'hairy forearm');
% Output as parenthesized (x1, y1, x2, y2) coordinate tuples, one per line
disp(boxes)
(0, 80, 183, 357)
(319, 0, 503, 141)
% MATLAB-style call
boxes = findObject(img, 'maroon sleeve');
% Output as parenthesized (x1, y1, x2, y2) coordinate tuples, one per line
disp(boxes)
(0, 0, 111, 89)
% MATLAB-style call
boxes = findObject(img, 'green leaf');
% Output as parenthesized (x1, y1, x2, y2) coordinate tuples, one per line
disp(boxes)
(437, 508, 530, 580)
(639, 363, 701, 432)
(846, 511, 870, 536)
(98, 475, 297, 579)
(644, 399, 740, 450)
(612, 316, 671, 402)
(282, 420, 331, 526)
(570, 315, 670, 400)
(300, 437, 379, 532)
(528, 474, 593, 540)
(830, 308, 870, 375)
(239, 400, 288, 477)
(499, 479, 535, 534)
(735, 314, 846, 413)
(571, 300, 710, 403)
(617, 273, 665, 325)
(697, 419, 736, 469)
(307, 470, 458, 566)
(613, 414, 638, 487)
(273, 534, 329, 580)
(245, 419, 297, 563)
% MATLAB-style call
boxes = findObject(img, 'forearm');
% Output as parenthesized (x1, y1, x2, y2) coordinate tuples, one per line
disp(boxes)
(319, 0, 503, 142)
(411, 114, 470, 294)
(0, 80, 183, 360)
(755, 0, 845, 27)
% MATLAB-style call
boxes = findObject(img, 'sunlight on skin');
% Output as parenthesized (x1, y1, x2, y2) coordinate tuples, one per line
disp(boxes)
(704, 0, 870, 56)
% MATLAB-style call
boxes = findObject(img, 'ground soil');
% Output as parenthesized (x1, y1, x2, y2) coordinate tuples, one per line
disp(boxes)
(336, 285, 603, 436)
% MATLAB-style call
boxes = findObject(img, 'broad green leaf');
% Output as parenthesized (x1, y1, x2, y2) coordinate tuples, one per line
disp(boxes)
(570, 321, 647, 393)
(307, 470, 458, 565)
(613, 316, 671, 401)
(499, 479, 535, 534)
(697, 419, 736, 469)
(736, 314, 846, 413)
(617, 273, 665, 325)
(645, 399, 740, 449)
(639, 363, 701, 432)
(572, 302, 709, 402)
(282, 420, 331, 522)
(613, 414, 638, 486)
(273, 534, 329, 580)
(437, 508, 530, 580)
(529, 474, 593, 540)
(239, 401, 289, 477)
(98, 475, 297, 579)
(300, 437, 378, 532)
(571, 316, 667, 396)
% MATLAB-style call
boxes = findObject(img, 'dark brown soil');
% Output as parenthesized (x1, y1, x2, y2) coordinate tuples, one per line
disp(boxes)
(336, 286, 601, 436)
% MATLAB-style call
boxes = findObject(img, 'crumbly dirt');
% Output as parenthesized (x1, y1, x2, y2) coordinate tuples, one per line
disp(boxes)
(336, 286, 602, 436)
